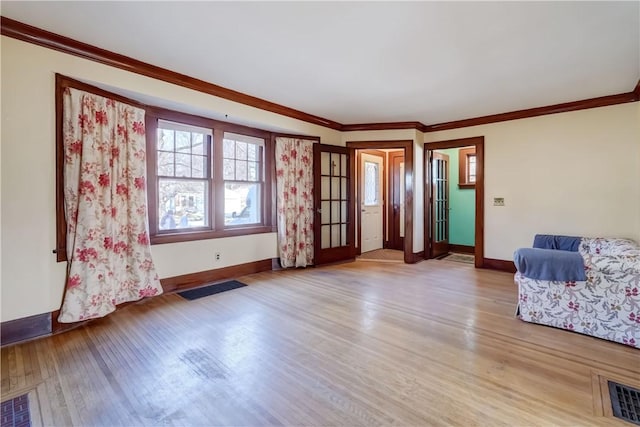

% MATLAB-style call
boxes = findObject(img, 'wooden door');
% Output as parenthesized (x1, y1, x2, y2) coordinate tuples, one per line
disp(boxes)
(387, 151, 405, 250)
(430, 152, 449, 258)
(360, 152, 384, 253)
(313, 144, 355, 264)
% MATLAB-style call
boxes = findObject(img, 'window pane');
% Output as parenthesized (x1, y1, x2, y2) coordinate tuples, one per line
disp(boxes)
(321, 225, 330, 249)
(236, 160, 247, 181)
(192, 155, 206, 178)
(320, 152, 330, 175)
(192, 133, 204, 155)
(364, 161, 379, 205)
(223, 139, 235, 158)
(158, 129, 174, 151)
(247, 143, 257, 161)
(224, 182, 261, 226)
(158, 151, 174, 176)
(468, 155, 476, 183)
(158, 178, 208, 230)
(175, 153, 191, 177)
(223, 159, 235, 180)
(235, 141, 248, 160)
(248, 161, 258, 181)
(176, 131, 191, 153)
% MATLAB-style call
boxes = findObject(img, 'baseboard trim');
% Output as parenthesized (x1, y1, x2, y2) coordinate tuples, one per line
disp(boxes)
(482, 257, 517, 273)
(409, 251, 425, 264)
(1, 313, 52, 347)
(160, 258, 273, 292)
(53, 259, 274, 337)
(449, 244, 475, 254)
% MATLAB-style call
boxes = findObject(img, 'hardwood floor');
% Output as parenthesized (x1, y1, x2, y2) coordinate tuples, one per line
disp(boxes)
(2, 259, 638, 426)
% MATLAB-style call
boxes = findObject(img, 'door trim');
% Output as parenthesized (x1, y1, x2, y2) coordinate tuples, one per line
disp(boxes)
(356, 149, 387, 255)
(346, 140, 414, 264)
(424, 137, 484, 268)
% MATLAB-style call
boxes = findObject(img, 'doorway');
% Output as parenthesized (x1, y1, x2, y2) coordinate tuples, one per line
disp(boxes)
(424, 137, 484, 268)
(359, 150, 385, 253)
(347, 140, 414, 264)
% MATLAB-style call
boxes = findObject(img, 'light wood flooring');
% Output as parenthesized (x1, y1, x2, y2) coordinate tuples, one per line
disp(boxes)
(2, 259, 639, 426)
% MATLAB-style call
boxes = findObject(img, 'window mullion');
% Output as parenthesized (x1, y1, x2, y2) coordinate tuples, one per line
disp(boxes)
(213, 129, 225, 230)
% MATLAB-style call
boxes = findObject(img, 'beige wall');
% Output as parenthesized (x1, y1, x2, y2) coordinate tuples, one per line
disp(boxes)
(425, 102, 640, 260)
(0, 37, 340, 322)
(2, 35, 639, 323)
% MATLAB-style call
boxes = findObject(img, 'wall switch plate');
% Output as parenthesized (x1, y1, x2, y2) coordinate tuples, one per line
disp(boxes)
(493, 197, 505, 206)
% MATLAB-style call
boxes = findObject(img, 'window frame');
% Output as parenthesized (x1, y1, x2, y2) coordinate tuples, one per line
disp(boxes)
(153, 119, 214, 233)
(146, 107, 274, 245)
(458, 147, 476, 189)
(55, 74, 294, 260)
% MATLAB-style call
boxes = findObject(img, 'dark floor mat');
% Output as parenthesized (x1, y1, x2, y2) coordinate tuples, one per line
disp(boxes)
(178, 280, 247, 301)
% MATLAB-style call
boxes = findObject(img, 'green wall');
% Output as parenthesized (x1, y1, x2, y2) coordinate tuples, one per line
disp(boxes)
(438, 148, 475, 247)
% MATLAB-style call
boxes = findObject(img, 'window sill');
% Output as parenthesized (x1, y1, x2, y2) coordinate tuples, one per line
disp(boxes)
(458, 183, 475, 189)
(151, 225, 274, 245)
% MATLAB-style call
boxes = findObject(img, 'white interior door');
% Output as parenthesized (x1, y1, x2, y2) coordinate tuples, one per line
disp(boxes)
(361, 153, 383, 253)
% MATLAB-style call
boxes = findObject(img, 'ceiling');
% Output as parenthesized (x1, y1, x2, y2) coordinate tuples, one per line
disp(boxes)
(2, 1, 639, 126)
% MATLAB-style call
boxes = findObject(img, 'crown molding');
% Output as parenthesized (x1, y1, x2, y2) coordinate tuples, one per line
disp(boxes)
(422, 90, 639, 132)
(2, 17, 638, 134)
(342, 121, 424, 132)
(0, 16, 343, 131)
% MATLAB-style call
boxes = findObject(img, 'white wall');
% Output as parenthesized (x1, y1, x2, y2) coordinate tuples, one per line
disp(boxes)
(425, 102, 640, 260)
(341, 129, 425, 253)
(0, 37, 341, 322)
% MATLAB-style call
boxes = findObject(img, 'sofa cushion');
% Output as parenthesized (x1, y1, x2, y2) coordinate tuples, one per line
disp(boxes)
(514, 247, 587, 281)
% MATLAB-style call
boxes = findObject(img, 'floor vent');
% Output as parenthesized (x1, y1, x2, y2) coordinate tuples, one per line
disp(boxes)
(1, 393, 30, 427)
(609, 381, 640, 425)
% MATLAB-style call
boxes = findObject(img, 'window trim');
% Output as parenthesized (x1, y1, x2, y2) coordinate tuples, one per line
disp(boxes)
(146, 107, 275, 245)
(458, 147, 476, 189)
(55, 74, 278, 261)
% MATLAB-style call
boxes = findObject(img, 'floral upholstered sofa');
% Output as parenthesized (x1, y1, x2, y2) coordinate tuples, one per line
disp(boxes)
(514, 235, 640, 348)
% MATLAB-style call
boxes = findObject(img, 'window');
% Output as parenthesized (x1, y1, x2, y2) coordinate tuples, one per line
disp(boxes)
(55, 75, 277, 256)
(157, 120, 211, 231)
(146, 110, 274, 244)
(223, 132, 264, 226)
(458, 147, 476, 189)
(363, 161, 379, 206)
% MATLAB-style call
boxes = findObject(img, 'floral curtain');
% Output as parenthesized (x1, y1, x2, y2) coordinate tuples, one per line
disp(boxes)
(59, 87, 163, 323)
(275, 137, 314, 267)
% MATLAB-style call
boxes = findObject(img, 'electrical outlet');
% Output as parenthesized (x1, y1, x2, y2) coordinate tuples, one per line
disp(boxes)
(493, 197, 505, 206)
(215, 252, 221, 261)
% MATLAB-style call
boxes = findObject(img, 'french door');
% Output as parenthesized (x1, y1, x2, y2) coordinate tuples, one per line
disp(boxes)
(313, 144, 355, 264)
(430, 151, 449, 258)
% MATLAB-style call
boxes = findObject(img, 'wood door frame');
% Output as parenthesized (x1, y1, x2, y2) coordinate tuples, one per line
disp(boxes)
(387, 150, 405, 250)
(356, 149, 387, 255)
(346, 140, 414, 264)
(424, 137, 484, 268)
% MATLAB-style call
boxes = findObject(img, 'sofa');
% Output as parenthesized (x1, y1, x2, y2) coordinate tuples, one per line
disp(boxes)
(514, 235, 640, 348)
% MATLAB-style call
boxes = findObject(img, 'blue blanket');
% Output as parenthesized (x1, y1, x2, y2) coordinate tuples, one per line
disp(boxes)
(513, 247, 586, 281)
(533, 234, 581, 252)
